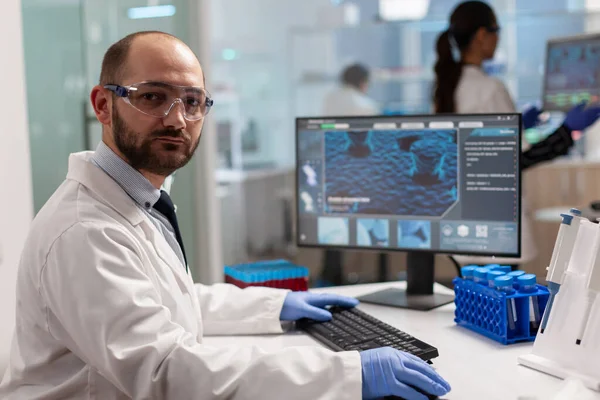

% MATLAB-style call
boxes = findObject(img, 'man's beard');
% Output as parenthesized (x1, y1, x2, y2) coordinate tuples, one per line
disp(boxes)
(112, 107, 200, 176)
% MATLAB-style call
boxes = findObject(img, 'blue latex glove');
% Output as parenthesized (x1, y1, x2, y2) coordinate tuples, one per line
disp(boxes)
(360, 347, 451, 400)
(522, 105, 542, 130)
(564, 102, 600, 131)
(279, 292, 359, 321)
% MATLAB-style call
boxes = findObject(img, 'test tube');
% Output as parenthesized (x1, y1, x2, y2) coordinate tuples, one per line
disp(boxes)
(473, 267, 491, 285)
(517, 274, 540, 335)
(487, 270, 506, 288)
(507, 271, 526, 289)
(461, 265, 477, 280)
(495, 276, 518, 335)
(495, 266, 512, 273)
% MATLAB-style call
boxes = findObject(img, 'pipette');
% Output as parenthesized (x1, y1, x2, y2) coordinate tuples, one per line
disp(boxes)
(576, 226, 600, 345)
(541, 208, 583, 334)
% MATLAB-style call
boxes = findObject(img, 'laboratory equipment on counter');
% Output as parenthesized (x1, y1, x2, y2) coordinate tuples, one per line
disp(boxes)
(576, 236, 600, 345)
(507, 270, 526, 288)
(518, 274, 541, 335)
(461, 265, 477, 280)
(473, 267, 491, 285)
(496, 276, 518, 335)
(488, 270, 506, 288)
(541, 208, 583, 334)
(224, 259, 309, 291)
(518, 208, 600, 391)
(495, 265, 512, 273)
(453, 273, 549, 345)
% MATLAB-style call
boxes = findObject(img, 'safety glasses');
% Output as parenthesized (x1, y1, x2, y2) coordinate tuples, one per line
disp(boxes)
(104, 81, 214, 121)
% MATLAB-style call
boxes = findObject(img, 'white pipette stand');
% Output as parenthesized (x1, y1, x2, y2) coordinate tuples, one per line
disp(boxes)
(518, 215, 600, 391)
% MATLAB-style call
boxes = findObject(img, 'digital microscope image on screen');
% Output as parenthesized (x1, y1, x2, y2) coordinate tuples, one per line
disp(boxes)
(324, 129, 458, 217)
(297, 160, 323, 214)
(357, 218, 390, 247)
(297, 130, 324, 159)
(398, 220, 431, 249)
(318, 217, 350, 245)
(301, 163, 319, 187)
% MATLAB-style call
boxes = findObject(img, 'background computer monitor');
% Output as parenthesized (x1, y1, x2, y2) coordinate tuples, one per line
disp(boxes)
(543, 33, 600, 112)
(525, 33, 600, 150)
(295, 113, 522, 309)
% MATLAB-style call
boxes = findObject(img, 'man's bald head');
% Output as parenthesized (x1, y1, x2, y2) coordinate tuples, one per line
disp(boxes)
(99, 31, 203, 86)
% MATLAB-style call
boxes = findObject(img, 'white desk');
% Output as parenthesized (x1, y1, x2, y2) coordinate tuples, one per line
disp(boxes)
(203, 282, 600, 400)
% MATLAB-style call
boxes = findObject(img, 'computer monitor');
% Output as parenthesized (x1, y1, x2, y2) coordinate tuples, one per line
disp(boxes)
(295, 113, 522, 310)
(526, 34, 600, 150)
(543, 33, 600, 112)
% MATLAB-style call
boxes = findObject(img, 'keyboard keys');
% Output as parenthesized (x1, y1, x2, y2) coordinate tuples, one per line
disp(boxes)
(357, 334, 379, 342)
(297, 307, 439, 361)
(359, 342, 379, 350)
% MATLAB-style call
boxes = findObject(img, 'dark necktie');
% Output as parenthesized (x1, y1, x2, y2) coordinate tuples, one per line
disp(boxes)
(153, 190, 188, 270)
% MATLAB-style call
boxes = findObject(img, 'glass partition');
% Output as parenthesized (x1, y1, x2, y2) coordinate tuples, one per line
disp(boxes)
(22, 0, 86, 213)
(22, 0, 200, 273)
(290, 7, 599, 117)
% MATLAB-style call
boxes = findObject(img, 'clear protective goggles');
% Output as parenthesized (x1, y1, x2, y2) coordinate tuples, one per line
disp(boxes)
(104, 81, 214, 121)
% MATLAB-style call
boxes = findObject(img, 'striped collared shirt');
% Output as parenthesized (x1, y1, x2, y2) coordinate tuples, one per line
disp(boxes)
(91, 141, 186, 267)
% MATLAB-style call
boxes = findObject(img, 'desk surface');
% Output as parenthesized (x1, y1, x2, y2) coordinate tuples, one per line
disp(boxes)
(203, 281, 600, 400)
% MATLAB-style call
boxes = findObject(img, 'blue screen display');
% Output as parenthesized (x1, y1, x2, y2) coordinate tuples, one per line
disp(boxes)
(296, 114, 522, 257)
(544, 35, 600, 111)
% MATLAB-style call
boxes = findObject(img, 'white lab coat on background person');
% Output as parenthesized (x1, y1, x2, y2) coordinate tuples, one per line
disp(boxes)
(322, 84, 379, 117)
(452, 65, 537, 266)
(0, 151, 362, 400)
(455, 65, 516, 114)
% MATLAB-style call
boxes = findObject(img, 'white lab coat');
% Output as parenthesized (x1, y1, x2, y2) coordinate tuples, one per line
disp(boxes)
(0, 152, 361, 400)
(455, 65, 516, 114)
(322, 85, 379, 117)
(453, 65, 537, 265)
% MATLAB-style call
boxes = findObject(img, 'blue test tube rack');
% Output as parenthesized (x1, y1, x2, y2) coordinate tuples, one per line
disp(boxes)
(224, 259, 309, 291)
(453, 277, 550, 344)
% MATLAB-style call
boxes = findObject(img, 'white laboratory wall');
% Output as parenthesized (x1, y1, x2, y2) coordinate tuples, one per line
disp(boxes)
(0, 0, 34, 375)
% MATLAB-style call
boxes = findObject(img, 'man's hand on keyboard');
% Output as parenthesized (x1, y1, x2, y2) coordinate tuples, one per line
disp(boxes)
(279, 292, 359, 321)
(360, 347, 451, 400)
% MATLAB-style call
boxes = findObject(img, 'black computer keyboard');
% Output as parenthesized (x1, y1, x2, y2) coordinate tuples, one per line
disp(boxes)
(297, 306, 439, 361)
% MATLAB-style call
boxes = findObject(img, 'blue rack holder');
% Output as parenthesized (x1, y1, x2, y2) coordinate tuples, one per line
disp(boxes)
(224, 259, 309, 291)
(453, 277, 550, 345)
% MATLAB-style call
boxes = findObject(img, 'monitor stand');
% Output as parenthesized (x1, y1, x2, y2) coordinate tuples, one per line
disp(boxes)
(356, 252, 454, 311)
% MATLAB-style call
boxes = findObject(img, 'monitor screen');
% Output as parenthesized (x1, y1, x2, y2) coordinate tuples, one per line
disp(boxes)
(295, 114, 522, 257)
(543, 33, 600, 111)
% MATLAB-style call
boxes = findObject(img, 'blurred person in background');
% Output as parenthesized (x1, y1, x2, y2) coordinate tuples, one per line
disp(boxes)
(322, 63, 379, 117)
(433, 0, 600, 269)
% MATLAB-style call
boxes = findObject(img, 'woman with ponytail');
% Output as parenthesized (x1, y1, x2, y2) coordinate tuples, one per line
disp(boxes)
(434, 1, 600, 268)
(433, 1, 508, 114)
